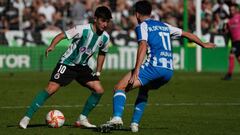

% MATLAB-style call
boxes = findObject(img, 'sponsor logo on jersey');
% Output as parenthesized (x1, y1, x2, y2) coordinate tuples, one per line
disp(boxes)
(80, 47, 86, 52)
(80, 47, 93, 55)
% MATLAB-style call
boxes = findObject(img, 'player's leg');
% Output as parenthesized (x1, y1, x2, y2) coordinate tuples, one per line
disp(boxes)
(223, 53, 235, 80)
(19, 63, 74, 129)
(25, 82, 60, 117)
(236, 43, 240, 64)
(130, 87, 149, 132)
(130, 67, 173, 132)
(223, 43, 239, 80)
(19, 82, 60, 129)
(80, 81, 103, 126)
(75, 66, 103, 128)
(108, 71, 142, 126)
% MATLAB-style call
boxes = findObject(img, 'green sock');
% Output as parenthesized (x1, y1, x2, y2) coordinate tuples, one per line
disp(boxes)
(81, 92, 102, 117)
(25, 90, 50, 119)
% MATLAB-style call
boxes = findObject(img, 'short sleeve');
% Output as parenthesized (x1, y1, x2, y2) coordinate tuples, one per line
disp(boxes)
(64, 25, 83, 39)
(164, 23, 182, 39)
(135, 22, 148, 42)
(100, 33, 110, 53)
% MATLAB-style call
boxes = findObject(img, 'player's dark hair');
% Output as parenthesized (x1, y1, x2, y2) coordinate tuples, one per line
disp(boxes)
(134, 0, 152, 16)
(94, 6, 112, 20)
(230, 3, 238, 8)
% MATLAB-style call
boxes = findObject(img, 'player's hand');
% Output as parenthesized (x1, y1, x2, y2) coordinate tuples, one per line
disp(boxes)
(45, 46, 54, 58)
(203, 42, 216, 49)
(128, 69, 139, 85)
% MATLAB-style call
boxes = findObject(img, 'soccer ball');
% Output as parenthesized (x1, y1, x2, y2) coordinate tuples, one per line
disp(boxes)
(46, 110, 65, 128)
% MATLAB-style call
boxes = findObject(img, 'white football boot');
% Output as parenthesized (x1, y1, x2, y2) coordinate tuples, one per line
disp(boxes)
(19, 116, 30, 129)
(107, 116, 123, 129)
(130, 122, 139, 132)
(75, 114, 96, 128)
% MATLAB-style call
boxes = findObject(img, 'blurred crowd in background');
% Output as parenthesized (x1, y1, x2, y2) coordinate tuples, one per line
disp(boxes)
(0, 0, 240, 37)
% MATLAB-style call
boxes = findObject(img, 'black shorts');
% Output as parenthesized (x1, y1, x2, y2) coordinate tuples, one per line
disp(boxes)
(231, 41, 240, 57)
(50, 63, 99, 86)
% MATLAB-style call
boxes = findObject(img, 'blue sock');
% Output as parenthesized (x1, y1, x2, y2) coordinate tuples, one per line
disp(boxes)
(131, 88, 148, 124)
(113, 90, 126, 117)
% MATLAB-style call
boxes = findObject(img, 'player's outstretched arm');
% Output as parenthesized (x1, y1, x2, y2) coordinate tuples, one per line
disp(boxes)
(181, 31, 216, 48)
(45, 32, 66, 57)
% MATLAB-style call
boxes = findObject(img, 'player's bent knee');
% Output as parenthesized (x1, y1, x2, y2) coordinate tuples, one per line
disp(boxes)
(46, 82, 60, 95)
(114, 83, 128, 91)
(94, 88, 104, 94)
(114, 88, 125, 92)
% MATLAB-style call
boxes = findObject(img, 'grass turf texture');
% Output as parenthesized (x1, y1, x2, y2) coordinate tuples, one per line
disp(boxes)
(0, 71, 240, 135)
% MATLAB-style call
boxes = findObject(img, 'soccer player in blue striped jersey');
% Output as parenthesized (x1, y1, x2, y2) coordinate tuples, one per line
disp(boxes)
(107, 0, 216, 132)
(19, 6, 112, 129)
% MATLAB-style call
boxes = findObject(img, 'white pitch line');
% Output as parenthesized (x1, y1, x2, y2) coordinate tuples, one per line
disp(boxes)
(1, 103, 240, 109)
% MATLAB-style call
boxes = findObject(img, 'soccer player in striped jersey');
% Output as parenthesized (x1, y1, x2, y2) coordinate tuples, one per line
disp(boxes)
(19, 6, 112, 129)
(106, 0, 216, 132)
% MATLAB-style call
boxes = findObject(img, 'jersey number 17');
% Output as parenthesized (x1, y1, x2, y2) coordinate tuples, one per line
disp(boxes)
(157, 32, 173, 69)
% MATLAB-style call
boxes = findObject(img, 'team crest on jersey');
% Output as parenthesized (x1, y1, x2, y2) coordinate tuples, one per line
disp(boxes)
(54, 73, 60, 79)
(98, 41, 103, 47)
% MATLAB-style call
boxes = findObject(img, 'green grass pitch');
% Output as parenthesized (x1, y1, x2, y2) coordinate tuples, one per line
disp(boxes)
(0, 71, 240, 135)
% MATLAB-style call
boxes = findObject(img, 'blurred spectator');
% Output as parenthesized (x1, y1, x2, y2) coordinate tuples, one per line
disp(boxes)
(24, 0, 34, 7)
(212, 0, 230, 20)
(34, 14, 48, 32)
(187, 0, 196, 32)
(0, 0, 6, 13)
(38, 0, 56, 23)
(151, 2, 161, 21)
(234, 0, 240, 5)
(4, 3, 19, 30)
(22, 7, 34, 30)
(70, 0, 86, 25)
(0, 15, 9, 45)
(212, 12, 227, 33)
(52, 11, 64, 30)
(112, 0, 131, 30)
(13, 0, 25, 10)
(32, 0, 43, 11)
(52, 0, 70, 20)
(100, 0, 111, 8)
(0, 15, 8, 32)
(201, 18, 211, 35)
(1, 0, 240, 47)
(201, 0, 213, 19)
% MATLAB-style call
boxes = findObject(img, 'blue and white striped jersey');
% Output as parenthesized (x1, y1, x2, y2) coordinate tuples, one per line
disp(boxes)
(135, 19, 182, 70)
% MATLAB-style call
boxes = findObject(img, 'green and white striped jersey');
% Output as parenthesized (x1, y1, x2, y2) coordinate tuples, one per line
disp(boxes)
(60, 23, 110, 66)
